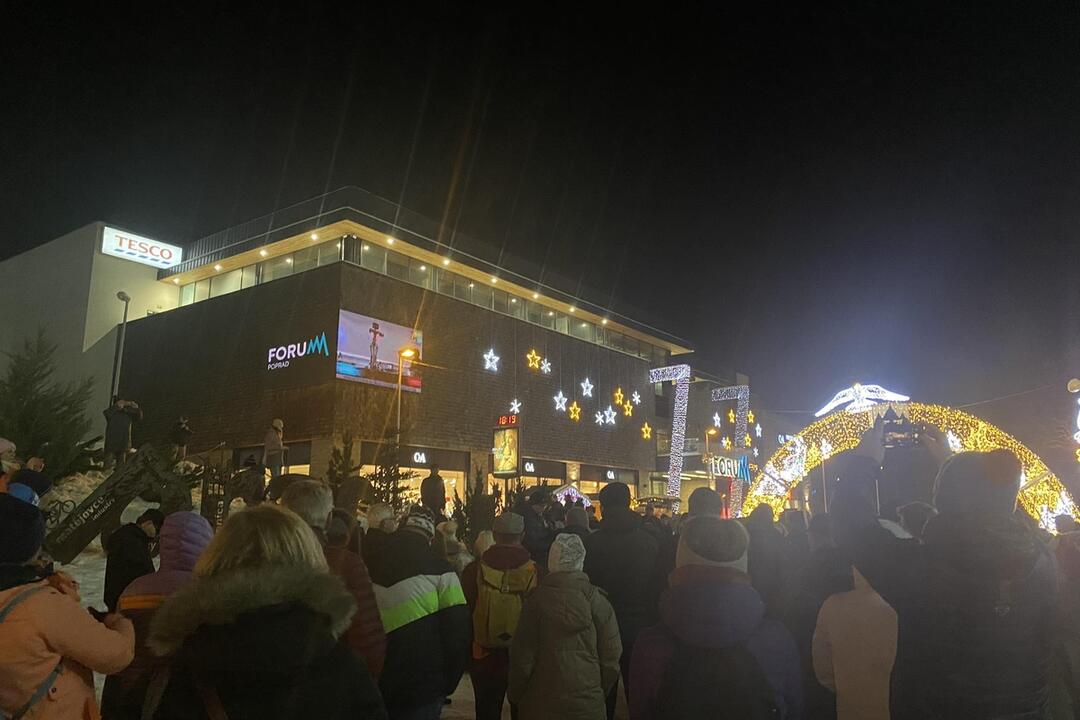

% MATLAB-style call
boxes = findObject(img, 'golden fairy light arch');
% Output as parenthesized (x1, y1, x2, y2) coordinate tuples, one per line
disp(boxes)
(744, 402, 1076, 529)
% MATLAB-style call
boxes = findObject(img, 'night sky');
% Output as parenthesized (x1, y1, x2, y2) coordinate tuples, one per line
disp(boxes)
(3, 5, 1079, 472)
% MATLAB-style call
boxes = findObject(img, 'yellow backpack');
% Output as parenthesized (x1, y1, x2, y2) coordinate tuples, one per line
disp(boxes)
(473, 561, 537, 648)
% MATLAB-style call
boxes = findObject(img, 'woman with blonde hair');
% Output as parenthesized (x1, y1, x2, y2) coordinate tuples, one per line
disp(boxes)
(148, 504, 387, 719)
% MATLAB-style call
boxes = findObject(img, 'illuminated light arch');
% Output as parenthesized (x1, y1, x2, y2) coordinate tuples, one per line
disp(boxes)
(744, 402, 1076, 530)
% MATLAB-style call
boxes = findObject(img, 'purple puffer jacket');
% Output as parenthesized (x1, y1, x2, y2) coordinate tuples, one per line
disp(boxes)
(630, 564, 804, 720)
(102, 512, 213, 718)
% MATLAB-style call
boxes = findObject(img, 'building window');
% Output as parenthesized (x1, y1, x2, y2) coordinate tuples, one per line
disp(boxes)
(386, 249, 409, 281)
(571, 319, 595, 342)
(210, 269, 242, 298)
(292, 246, 319, 274)
(472, 283, 494, 310)
(540, 308, 556, 329)
(179, 283, 195, 306)
(554, 312, 569, 334)
(241, 264, 258, 289)
(260, 255, 293, 282)
(360, 242, 386, 273)
(193, 279, 211, 303)
(656, 428, 671, 455)
(407, 257, 430, 288)
(436, 268, 455, 296)
(316, 239, 341, 266)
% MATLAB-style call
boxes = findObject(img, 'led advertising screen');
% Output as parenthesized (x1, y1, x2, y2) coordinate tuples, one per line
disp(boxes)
(336, 310, 422, 392)
(492, 426, 520, 478)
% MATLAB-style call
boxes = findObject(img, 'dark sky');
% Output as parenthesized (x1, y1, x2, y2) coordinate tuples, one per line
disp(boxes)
(4, 5, 1079, 471)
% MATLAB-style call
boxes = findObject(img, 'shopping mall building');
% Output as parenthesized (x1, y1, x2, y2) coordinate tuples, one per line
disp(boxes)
(1, 187, 777, 507)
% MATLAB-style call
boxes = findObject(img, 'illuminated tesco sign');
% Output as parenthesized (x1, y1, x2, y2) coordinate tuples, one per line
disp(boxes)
(101, 226, 183, 269)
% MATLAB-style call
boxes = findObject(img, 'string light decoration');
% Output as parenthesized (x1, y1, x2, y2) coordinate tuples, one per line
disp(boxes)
(509, 399, 522, 414)
(728, 408, 736, 424)
(540, 358, 552, 374)
(713, 413, 723, 428)
(755, 423, 763, 438)
(568, 401, 582, 421)
(594, 411, 605, 425)
(614, 387, 625, 405)
(624, 402, 634, 417)
(526, 349, 541, 369)
(747, 410, 755, 424)
(743, 401, 1075, 529)
(554, 484, 592, 507)
(650, 364, 691, 506)
(553, 391, 568, 412)
(712, 385, 751, 515)
(483, 349, 500, 372)
(581, 378, 594, 397)
(641, 422, 652, 440)
(814, 383, 910, 416)
(753, 447, 759, 458)
(632, 391, 642, 405)
(603, 406, 618, 425)
(744, 433, 753, 447)
(722, 436, 733, 450)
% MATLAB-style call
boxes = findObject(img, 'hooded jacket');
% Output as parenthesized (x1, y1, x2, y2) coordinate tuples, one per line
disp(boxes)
(322, 542, 387, 679)
(462, 543, 538, 663)
(102, 512, 213, 719)
(584, 506, 660, 648)
(630, 565, 803, 720)
(832, 455, 1057, 720)
(147, 564, 386, 720)
(370, 529, 470, 714)
(507, 570, 622, 720)
(0, 564, 135, 720)
(104, 523, 155, 612)
(812, 569, 898, 720)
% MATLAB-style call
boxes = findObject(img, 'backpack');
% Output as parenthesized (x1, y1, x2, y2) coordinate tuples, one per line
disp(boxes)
(473, 561, 537, 648)
(655, 634, 779, 720)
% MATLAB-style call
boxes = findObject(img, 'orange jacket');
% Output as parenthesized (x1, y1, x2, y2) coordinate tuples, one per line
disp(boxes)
(0, 579, 134, 720)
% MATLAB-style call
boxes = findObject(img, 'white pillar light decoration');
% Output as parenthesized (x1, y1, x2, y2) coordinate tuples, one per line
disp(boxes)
(650, 364, 691, 507)
(712, 384, 751, 516)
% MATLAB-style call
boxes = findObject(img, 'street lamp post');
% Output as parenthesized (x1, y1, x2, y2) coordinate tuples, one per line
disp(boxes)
(396, 347, 417, 441)
(111, 291, 131, 399)
(705, 427, 719, 492)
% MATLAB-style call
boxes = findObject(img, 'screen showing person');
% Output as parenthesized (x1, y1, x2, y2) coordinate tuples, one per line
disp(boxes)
(335, 310, 423, 391)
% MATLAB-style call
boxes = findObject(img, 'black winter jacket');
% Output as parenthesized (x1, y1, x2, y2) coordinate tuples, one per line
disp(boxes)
(369, 529, 470, 714)
(104, 523, 154, 612)
(833, 455, 1057, 720)
(584, 506, 660, 648)
(147, 565, 386, 720)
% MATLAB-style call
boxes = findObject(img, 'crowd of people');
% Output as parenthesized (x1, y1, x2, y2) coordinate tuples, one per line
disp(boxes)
(2, 420, 1080, 719)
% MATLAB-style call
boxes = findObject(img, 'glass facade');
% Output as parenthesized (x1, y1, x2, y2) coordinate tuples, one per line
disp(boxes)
(178, 236, 670, 362)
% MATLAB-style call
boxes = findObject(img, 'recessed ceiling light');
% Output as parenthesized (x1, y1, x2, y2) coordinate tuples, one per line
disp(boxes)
(548, 311, 555, 317)
(285, 258, 293, 264)
(510, 298, 517, 304)
(361, 244, 368, 251)
(213, 264, 222, 271)
(569, 306, 576, 313)
(532, 292, 539, 299)
(171, 278, 179, 284)
(490, 276, 498, 284)
(581, 322, 587, 327)
(419, 265, 426, 271)
(259, 249, 268, 257)
(468, 282, 475, 288)
(310, 233, 318, 241)
(601, 318, 608, 325)
(387, 237, 395, 245)
(442, 258, 451, 266)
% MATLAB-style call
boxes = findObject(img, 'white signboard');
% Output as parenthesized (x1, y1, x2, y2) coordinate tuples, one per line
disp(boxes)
(101, 226, 183, 269)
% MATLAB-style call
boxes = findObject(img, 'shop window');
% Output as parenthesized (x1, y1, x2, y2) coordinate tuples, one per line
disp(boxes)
(209, 269, 242, 298)
(386, 249, 409, 280)
(292, 246, 319, 274)
(260, 255, 293, 282)
(241, 264, 258, 289)
(193, 279, 210, 302)
(656, 428, 671, 455)
(360, 242, 386, 273)
(179, 283, 195, 306)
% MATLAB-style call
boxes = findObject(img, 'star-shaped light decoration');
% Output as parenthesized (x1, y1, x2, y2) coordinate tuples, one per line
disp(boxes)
(614, 387, 625, 405)
(603, 405, 618, 425)
(568, 401, 581, 421)
(540, 358, 552, 374)
(722, 436, 732, 449)
(727, 408, 736, 424)
(526, 349, 541, 369)
(580, 377, 594, 397)
(744, 433, 752, 447)
(713, 412, 723, 428)
(755, 423, 762, 438)
(509, 399, 521, 414)
(641, 422, 652, 440)
(631, 391, 641, 405)
(594, 411, 605, 425)
(623, 402, 633, 417)
(553, 391, 568, 411)
(483, 348, 500, 371)
(753, 447, 760, 457)
(747, 409, 755, 424)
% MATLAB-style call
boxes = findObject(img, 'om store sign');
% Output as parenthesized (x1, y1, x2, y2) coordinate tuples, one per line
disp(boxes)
(101, 226, 183, 269)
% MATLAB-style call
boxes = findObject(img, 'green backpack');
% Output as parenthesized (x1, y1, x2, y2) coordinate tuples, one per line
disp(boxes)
(473, 561, 537, 648)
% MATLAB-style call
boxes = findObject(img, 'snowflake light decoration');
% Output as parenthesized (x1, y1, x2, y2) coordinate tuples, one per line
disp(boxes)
(632, 391, 642, 405)
(483, 349, 500, 371)
(540, 358, 552, 374)
(509, 399, 521, 414)
(580, 377, 594, 397)
(594, 411, 605, 425)
(946, 430, 963, 453)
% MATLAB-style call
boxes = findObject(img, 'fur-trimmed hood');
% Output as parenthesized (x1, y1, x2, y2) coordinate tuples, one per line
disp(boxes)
(148, 565, 356, 660)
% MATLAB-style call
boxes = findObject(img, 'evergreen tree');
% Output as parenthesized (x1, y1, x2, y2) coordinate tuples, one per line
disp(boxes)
(0, 330, 98, 480)
(364, 435, 416, 513)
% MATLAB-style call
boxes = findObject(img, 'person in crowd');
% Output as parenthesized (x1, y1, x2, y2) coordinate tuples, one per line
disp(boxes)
(435, 520, 472, 575)
(103, 396, 143, 469)
(896, 500, 938, 540)
(261, 418, 286, 499)
(9, 468, 53, 500)
(630, 516, 803, 720)
(1050, 529, 1080, 718)
(0, 492, 136, 720)
(169, 416, 194, 460)
(101, 511, 213, 719)
(282, 480, 387, 679)
(558, 505, 592, 543)
(780, 509, 811, 570)
(104, 509, 165, 612)
(369, 505, 469, 719)
(147, 504, 386, 719)
(514, 488, 555, 566)
(508, 533, 621, 720)
(328, 507, 362, 554)
(831, 421, 1057, 719)
(587, 505, 601, 530)
(585, 482, 659, 717)
(784, 513, 852, 720)
(656, 487, 724, 590)
(743, 503, 795, 619)
(813, 562, 900, 719)
(474, 530, 496, 559)
(420, 465, 447, 519)
(462, 512, 539, 720)
(363, 502, 398, 574)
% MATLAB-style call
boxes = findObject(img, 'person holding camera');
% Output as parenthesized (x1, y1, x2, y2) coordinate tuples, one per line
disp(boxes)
(103, 396, 143, 470)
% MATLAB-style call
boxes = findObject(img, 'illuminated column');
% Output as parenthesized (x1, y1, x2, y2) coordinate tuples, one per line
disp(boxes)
(649, 365, 691, 509)
(712, 385, 750, 516)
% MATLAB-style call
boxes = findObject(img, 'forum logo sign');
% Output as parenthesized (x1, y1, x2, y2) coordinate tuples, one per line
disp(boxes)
(266, 332, 330, 371)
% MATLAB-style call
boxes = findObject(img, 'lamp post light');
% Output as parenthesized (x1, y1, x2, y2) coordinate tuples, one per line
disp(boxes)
(705, 427, 719, 491)
(396, 347, 417, 441)
(111, 291, 131, 400)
